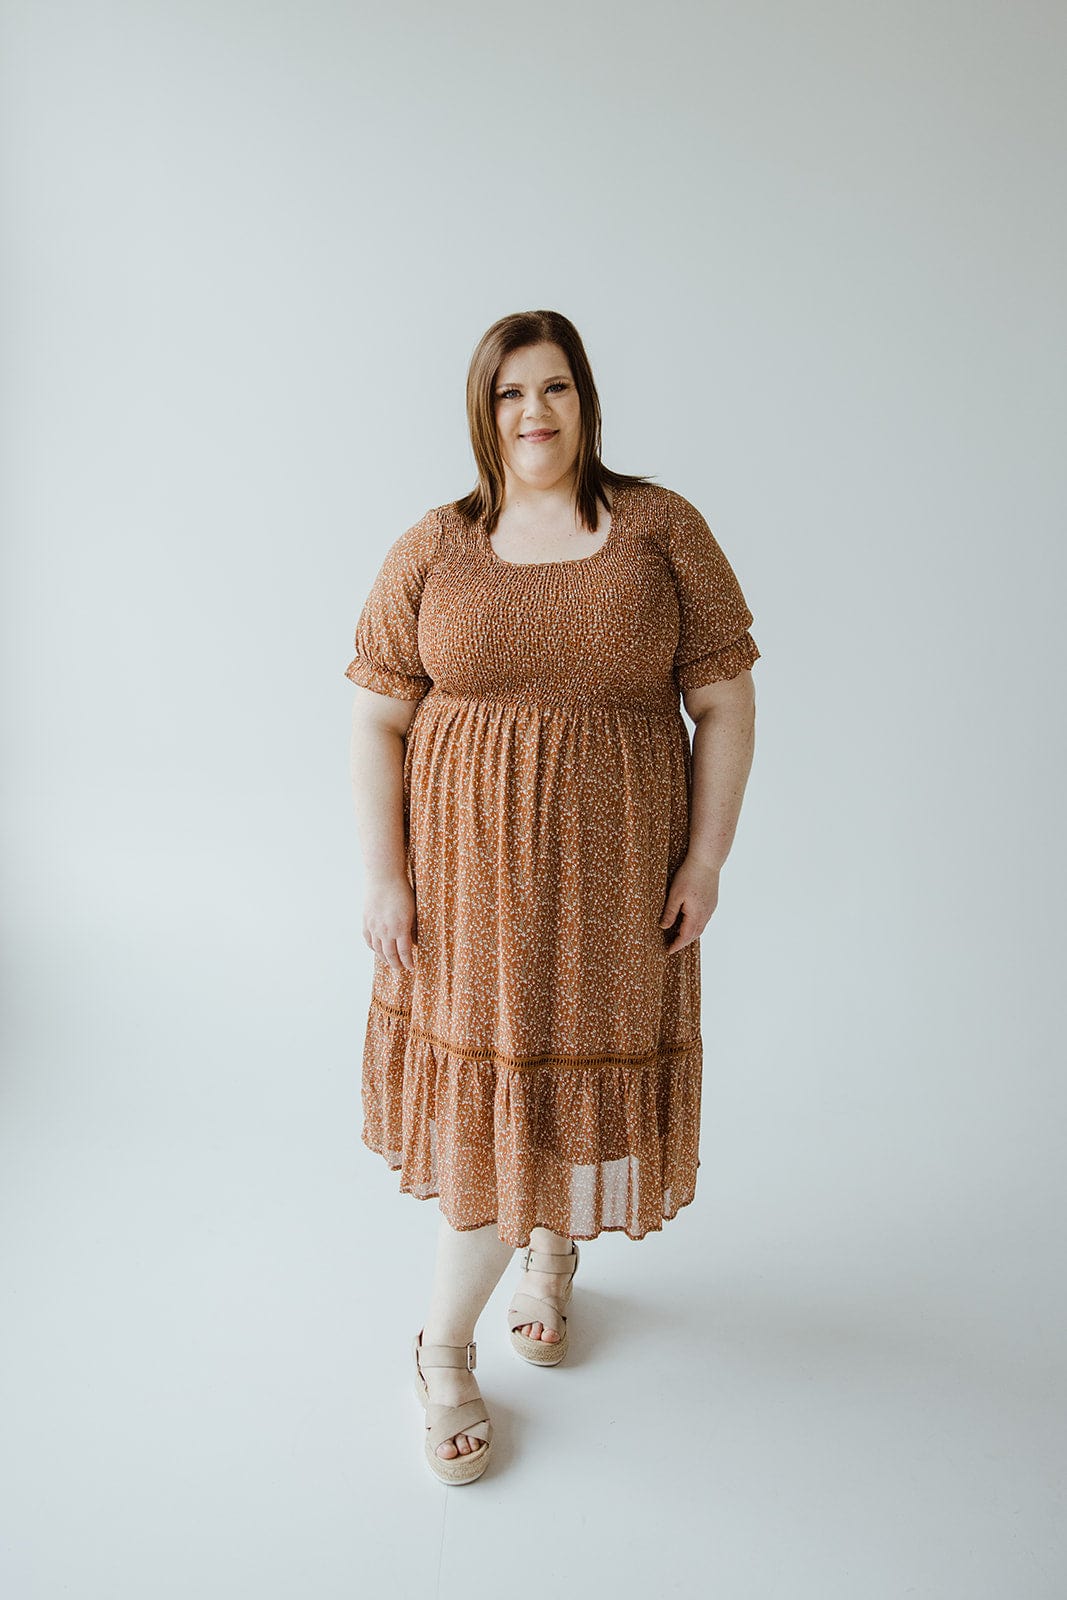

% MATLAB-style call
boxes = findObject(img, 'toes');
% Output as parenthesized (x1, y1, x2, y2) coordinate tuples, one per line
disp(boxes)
(517, 1320, 561, 1342)
(435, 1433, 485, 1458)
(436, 1434, 484, 1459)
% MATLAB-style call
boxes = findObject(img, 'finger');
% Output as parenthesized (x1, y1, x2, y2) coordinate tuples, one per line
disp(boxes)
(396, 932, 417, 971)
(664, 912, 697, 954)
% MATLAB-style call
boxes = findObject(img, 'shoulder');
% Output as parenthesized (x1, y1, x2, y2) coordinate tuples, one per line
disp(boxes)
(623, 482, 707, 554)
(433, 497, 490, 559)
(656, 484, 709, 525)
(376, 505, 448, 574)
(405, 503, 447, 548)
(624, 481, 702, 519)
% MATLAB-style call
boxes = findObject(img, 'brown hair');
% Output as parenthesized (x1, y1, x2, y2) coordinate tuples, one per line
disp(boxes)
(454, 310, 657, 536)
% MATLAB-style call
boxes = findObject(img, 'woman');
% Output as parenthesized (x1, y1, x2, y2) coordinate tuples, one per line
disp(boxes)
(344, 309, 760, 1485)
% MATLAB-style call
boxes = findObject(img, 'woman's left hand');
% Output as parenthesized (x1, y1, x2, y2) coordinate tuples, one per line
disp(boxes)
(659, 855, 720, 954)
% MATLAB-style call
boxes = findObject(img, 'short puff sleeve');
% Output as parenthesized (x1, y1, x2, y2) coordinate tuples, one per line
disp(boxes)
(667, 490, 760, 692)
(343, 508, 439, 700)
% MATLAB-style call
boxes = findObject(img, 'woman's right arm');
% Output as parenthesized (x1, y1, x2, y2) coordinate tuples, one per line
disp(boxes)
(349, 685, 420, 973)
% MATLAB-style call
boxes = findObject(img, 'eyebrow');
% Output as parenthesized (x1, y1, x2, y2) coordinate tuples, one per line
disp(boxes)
(496, 374, 571, 387)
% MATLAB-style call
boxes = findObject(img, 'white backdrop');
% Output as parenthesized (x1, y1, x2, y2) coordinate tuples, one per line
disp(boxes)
(3, 2, 1065, 1596)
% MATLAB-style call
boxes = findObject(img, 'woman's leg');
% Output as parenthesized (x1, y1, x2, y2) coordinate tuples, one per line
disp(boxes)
(420, 1215, 515, 1460)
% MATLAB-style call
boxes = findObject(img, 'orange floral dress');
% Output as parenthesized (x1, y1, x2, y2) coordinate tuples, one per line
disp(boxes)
(343, 480, 759, 1247)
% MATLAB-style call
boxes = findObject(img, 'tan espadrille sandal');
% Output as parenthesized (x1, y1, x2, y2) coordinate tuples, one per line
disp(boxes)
(411, 1329, 493, 1485)
(506, 1241, 581, 1366)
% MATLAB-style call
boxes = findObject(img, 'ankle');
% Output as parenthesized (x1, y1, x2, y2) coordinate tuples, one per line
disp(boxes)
(421, 1323, 476, 1352)
(528, 1227, 573, 1254)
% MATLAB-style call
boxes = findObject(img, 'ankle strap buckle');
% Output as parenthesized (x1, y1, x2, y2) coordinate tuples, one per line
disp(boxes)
(521, 1243, 575, 1275)
(466, 1341, 477, 1372)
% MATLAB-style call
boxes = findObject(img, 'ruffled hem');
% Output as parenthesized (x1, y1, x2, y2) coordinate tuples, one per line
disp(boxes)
(359, 998, 703, 1248)
(344, 651, 431, 700)
(674, 629, 760, 693)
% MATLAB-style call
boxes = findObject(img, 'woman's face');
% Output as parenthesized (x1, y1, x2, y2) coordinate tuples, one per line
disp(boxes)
(493, 342, 583, 494)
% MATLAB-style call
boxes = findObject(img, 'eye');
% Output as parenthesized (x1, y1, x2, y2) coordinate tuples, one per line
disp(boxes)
(496, 381, 570, 401)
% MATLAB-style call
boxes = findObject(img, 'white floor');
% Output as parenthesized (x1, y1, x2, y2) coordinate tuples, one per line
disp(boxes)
(2, 1011, 1063, 1599)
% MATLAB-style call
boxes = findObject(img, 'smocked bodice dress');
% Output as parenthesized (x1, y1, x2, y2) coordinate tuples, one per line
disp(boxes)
(343, 480, 759, 1247)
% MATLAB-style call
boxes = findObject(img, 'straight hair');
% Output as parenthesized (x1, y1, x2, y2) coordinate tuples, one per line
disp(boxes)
(455, 310, 657, 536)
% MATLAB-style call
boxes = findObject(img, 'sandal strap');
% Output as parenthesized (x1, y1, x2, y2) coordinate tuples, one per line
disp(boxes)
(521, 1243, 579, 1278)
(507, 1290, 567, 1337)
(415, 1332, 477, 1372)
(424, 1398, 492, 1450)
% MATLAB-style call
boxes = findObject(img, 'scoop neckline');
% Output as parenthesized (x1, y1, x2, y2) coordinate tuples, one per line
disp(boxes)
(481, 484, 626, 569)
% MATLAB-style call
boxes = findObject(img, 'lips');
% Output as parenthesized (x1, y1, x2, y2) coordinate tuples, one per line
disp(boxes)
(521, 430, 558, 441)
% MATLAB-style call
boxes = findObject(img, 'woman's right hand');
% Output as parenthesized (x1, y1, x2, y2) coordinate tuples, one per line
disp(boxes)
(362, 871, 419, 971)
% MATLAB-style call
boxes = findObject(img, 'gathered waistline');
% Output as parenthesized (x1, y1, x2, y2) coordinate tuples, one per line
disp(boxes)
(423, 687, 681, 722)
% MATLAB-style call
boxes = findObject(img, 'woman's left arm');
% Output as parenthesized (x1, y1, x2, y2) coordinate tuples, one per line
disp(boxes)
(660, 670, 756, 954)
